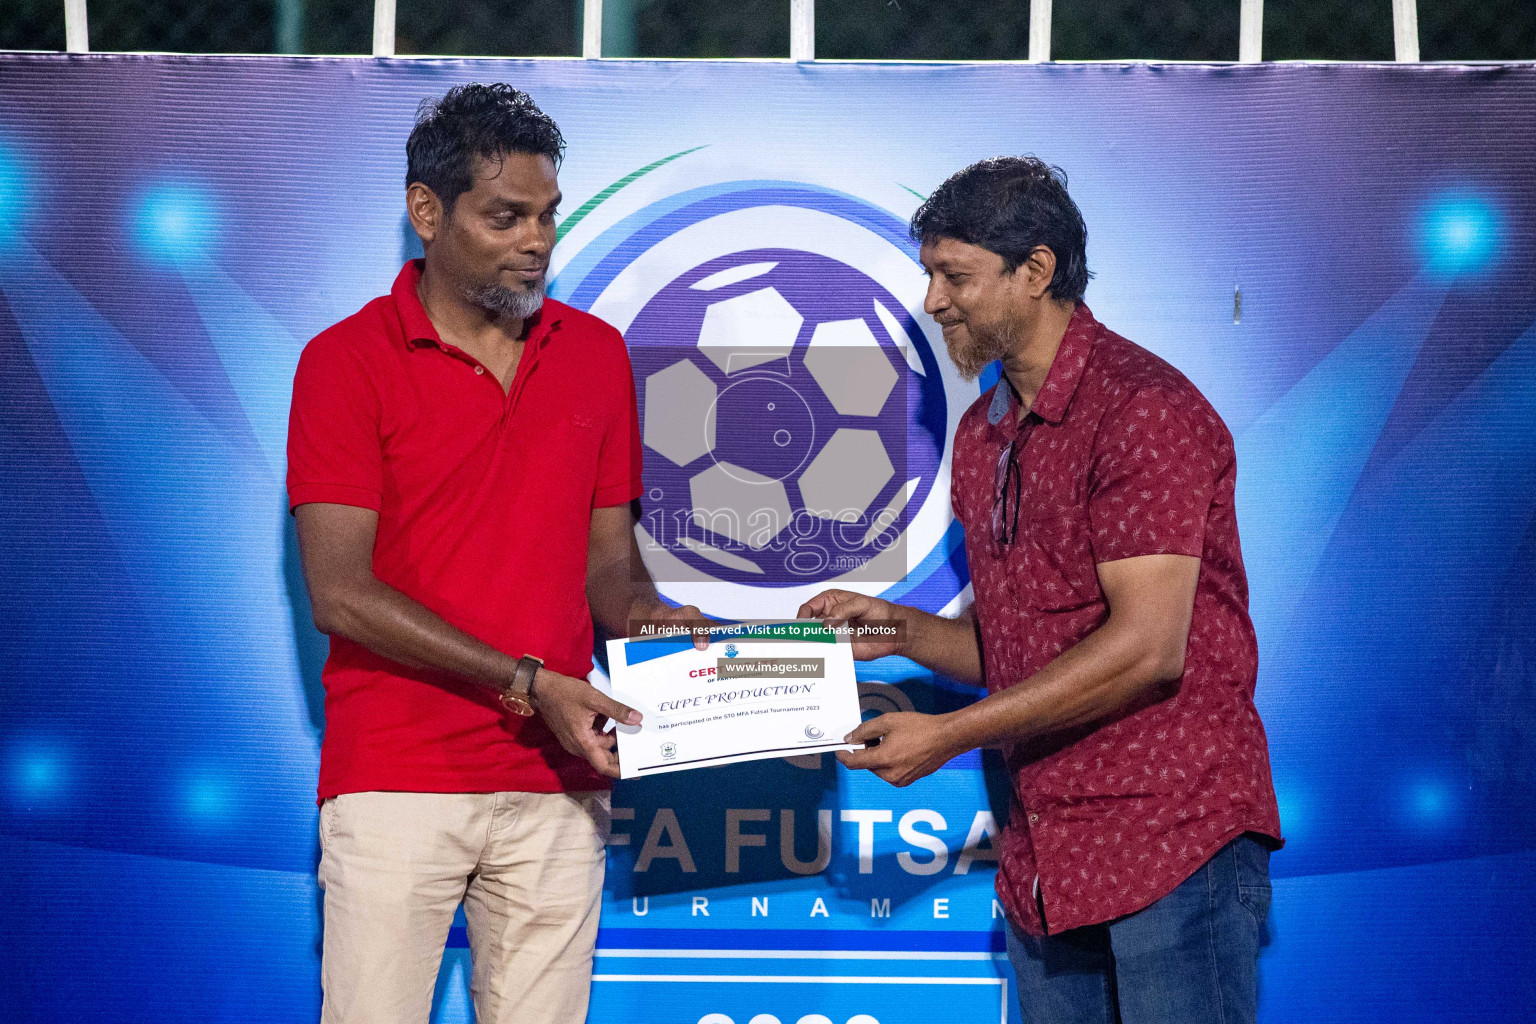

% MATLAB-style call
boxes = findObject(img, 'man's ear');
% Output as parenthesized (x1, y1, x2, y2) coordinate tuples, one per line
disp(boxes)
(1020, 246, 1058, 301)
(406, 182, 443, 247)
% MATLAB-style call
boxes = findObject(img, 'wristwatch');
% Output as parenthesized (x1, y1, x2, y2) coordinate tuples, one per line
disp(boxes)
(499, 654, 543, 717)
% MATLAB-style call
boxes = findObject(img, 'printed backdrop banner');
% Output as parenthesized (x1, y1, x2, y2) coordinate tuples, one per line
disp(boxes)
(1, 55, 1534, 1024)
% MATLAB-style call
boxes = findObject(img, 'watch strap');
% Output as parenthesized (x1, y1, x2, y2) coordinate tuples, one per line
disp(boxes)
(498, 654, 543, 716)
(514, 654, 543, 702)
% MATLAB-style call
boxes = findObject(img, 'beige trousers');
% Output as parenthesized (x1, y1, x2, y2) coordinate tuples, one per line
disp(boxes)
(318, 790, 609, 1024)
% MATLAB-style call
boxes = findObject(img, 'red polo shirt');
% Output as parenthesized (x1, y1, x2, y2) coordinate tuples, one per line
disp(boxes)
(287, 260, 642, 799)
(951, 303, 1281, 935)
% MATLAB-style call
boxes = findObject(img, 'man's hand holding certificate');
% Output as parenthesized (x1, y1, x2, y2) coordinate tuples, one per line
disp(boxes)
(605, 620, 864, 778)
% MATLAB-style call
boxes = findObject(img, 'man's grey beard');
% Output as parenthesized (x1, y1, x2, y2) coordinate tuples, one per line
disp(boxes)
(464, 279, 545, 320)
(948, 321, 1015, 382)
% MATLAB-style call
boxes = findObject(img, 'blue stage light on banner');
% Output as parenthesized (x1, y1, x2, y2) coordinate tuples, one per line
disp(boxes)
(1271, 783, 1308, 844)
(182, 774, 234, 825)
(1405, 778, 1458, 829)
(131, 182, 221, 265)
(8, 738, 66, 806)
(1421, 190, 1501, 273)
(0, 136, 31, 252)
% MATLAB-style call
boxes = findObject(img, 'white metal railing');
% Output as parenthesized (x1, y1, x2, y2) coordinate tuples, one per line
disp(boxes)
(1392, 0, 1421, 62)
(790, 0, 814, 62)
(372, 0, 395, 57)
(582, 0, 603, 60)
(1239, 0, 1263, 63)
(1028, 0, 1051, 63)
(57, 0, 1427, 62)
(64, 0, 88, 52)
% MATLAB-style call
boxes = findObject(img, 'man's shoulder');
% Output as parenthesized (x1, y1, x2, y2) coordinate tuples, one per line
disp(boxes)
(1087, 326, 1210, 415)
(545, 297, 623, 347)
(302, 294, 401, 365)
(1086, 326, 1230, 449)
(1089, 327, 1186, 390)
(543, 298, 634, 387)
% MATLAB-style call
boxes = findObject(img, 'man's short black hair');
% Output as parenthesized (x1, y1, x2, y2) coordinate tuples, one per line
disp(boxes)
(911, 156, 1092, 304)
(406, 83, 565, 212)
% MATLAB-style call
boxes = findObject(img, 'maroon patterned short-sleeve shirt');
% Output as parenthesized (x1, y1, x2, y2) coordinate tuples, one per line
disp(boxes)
(951, 303, 1281, 936)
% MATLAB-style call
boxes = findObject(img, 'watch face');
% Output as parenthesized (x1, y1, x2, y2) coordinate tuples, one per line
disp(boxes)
(500, 694, 535, 717)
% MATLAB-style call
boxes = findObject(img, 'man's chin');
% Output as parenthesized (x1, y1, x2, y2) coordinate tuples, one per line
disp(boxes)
(467, 280, 546, 320)
(945, 327, 1013, 382)
(951, 358, 988, 383)
(945, 341, 991, 382)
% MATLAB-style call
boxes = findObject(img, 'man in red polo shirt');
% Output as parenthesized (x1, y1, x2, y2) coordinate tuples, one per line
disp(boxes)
(801, 158, 1282, 1023)
(287, 84, 701, 1024)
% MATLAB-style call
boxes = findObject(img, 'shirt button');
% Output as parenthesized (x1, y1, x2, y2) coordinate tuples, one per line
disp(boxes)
(1028, 813, 1040, 824)
(474, 366, 485, 375)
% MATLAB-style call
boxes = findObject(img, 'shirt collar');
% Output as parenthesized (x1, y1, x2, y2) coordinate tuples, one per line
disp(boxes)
(391, 259, 563, 352)
(985, 302, 1098, 435)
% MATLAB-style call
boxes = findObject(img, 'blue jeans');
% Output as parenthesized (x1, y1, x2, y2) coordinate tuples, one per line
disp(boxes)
(1006, 833, 1273, 1024)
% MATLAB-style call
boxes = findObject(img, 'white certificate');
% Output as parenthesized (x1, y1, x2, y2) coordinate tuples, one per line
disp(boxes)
(604, 620, 864, 779)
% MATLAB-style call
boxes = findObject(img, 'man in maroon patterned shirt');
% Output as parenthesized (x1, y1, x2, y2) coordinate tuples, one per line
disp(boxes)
(801, 157, 1282, 1023)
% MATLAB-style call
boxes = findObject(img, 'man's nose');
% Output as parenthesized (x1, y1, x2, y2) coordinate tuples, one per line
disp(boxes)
(518, 223, 553, 255)
(923, 279, 947, 317)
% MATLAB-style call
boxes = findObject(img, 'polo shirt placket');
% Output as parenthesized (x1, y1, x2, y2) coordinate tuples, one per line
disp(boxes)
(404, 315, 551, 439)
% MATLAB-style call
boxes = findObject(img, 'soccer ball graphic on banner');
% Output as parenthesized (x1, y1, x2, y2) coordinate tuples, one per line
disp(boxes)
(633, 247, 921, 585)
(558, 180, 970, 615)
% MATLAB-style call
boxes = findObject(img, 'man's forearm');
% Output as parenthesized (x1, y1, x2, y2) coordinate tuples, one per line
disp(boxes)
(586, 547, 665, 639)
(315, 576, 518, 695)
(939, 617, 1180, 753)
(901, 607, 986, 684)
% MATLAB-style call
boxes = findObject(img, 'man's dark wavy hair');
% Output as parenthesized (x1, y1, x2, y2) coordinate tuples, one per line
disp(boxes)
(406, 83, 565, 212)
(910, 156, 1092, 304)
